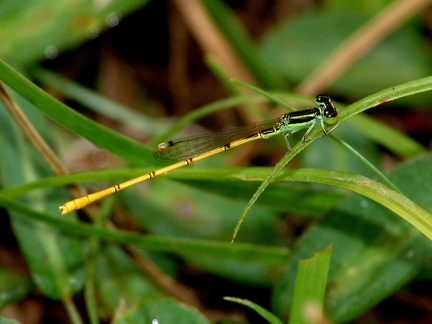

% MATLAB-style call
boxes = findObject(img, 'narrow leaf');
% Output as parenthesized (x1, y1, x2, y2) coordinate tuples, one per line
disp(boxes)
(289, 246, 332, 324)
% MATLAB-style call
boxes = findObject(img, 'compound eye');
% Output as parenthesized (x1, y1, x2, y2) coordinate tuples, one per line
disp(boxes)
(324, 110, 339, 124)
(315, 94, 330, 106)
(325, 111, 338, 118)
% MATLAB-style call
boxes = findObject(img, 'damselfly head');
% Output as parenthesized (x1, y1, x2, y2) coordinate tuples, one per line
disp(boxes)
(315, 94, 332, 108)
(315, 94, 338, 124)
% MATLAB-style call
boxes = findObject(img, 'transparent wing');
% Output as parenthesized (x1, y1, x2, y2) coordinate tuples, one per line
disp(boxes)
(153, 118, 281, 162)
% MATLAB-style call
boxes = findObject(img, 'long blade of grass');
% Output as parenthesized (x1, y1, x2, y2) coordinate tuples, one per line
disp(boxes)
(6, 164, 432, 241)
(289, 246, 332, 324)
(0, 59, 153, 166)
(31, 68, 161, 135)
(0, 193, 289, 264)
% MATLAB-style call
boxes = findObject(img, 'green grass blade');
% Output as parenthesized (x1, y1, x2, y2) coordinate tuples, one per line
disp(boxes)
(31, 68, 161, 135)
(84, 197, 116, 324)
(289, 246, 332, 324)
(5, 162, 432, 241)
(224, 297, 283, 324)
(273, 154, 432, 322)
(349, 114, 426, 158)
(340, 75, 432, 120)
(0, 194, 289, 265)
(0, 59, 153, 165)
(329, 134, 399, 191)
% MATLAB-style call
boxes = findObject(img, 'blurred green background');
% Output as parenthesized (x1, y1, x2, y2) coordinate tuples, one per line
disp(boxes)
(0, 0, 432, 323)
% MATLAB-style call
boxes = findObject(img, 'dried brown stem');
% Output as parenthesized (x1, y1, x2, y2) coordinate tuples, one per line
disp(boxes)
(297, 0, 432, 95)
